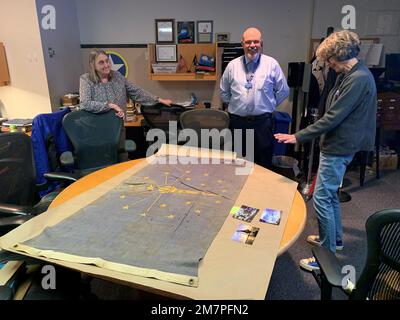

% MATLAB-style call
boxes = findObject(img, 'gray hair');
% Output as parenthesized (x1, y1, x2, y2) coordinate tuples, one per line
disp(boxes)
(316, 30, 360, 62)
(88, 48, 113, 83)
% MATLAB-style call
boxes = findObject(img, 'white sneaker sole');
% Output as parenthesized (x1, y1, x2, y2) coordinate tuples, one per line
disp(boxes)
(299, 260, 320, 272)
(307, 236, 343, 251)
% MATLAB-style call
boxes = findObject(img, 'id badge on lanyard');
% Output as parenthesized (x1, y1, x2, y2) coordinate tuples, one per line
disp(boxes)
(244, 56, 259, 95)
(245, 79, 253, 91)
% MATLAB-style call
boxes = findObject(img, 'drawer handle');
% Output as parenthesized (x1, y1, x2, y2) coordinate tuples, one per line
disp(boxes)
(390, 99, 396, 102)
(389, 106, 395, 109)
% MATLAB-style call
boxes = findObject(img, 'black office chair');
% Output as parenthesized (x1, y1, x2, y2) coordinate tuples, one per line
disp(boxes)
(312, 208, 400, 300)
(0, 133, 75, 235)
(179, 109, 230, 149)
(0, 250, 86, 300)
(0, 133, 96, 300)
(61, 110, 136, 177)
(141, 103, 187, 144)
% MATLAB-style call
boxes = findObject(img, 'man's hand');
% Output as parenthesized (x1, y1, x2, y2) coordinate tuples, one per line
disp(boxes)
(274, 133, 297, 144)
(108, 103, 125, 118)
(158, 98, 172, 106)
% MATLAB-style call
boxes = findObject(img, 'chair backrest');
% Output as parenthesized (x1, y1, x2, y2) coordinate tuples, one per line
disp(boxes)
(179, 109, 230, 149)
(351, 208, 400, 300)
(0, 133, 36, 206)
(62, 110, 122, 173)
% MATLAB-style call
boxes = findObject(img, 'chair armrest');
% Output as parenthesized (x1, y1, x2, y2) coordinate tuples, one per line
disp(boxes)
(124, 140, 137, 152)
(312, 246, 344, 288)
(60, 151, 74, 166)
(35, 181, 49, 192)
(0, 215, 32, 228)
(0, 203, 33, 216)
(44, 172, 80, 183)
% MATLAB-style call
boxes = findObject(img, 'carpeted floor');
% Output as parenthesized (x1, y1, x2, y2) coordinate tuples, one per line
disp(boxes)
(265, 167, 400, 300)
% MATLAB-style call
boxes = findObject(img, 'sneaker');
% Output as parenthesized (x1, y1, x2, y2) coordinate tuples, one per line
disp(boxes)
(306, 235, 343, 251)
(299, 257, 320, 271)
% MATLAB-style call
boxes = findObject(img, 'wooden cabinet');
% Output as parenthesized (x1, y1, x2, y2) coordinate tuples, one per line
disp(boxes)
(0, 43, 10, 86)
(375, 91, 400, 177)
(147, 43, 218, 81)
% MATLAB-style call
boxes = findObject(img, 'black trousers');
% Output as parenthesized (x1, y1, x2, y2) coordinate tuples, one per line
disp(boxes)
(118, 125, 129, 162)
(229, 113, 273, 169)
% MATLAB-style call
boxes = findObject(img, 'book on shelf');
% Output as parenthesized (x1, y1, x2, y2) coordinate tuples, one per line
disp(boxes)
(2, 119, 32, 127)
(2, 118, 33, 133)
(195, 65, 216, 72)
(1, 125, 32, 133)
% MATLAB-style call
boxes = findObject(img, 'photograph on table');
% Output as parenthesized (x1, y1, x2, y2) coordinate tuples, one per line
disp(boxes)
(231, 205, 259, 222)
(259, 208, 282, 225)
(231, 224, 260, 245)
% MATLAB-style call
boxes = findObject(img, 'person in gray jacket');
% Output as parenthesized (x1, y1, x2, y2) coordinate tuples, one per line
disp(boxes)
(274, 30, 377, 271)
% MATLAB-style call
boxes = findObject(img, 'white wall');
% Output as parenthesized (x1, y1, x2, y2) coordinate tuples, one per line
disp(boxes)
(76, 0, 314, 111)
(35, 0, 84, 110)
(2, 1, 399, 118)
(76, 0, 314, 73)
(0, 0, 52, 119)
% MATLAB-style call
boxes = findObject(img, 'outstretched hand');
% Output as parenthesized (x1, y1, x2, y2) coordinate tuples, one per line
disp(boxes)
(158, 98, 173, 106)
(274, 133, 297, 144)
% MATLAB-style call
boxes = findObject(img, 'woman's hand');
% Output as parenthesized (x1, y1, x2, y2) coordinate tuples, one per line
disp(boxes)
(108, 103, 125, 118)
(274, 133, 297, 144)
(158, 98, 172, 106)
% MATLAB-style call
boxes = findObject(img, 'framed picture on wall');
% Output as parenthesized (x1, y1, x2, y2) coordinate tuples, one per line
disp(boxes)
(155, 44, 177, 62)
(177, 21, 195, 43)
(155, 19, 175, 43)
(215, 32, 230, 43)
(197, 20, 213, 43)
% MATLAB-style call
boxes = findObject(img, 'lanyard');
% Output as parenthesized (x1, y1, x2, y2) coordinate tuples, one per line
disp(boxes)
(243, 56, 260, 90)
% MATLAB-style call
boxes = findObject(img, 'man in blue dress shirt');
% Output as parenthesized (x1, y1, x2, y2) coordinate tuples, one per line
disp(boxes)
(220, 27, 289, 168)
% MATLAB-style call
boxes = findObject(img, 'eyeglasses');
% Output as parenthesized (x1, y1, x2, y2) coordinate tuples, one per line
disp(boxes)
(97, 58, 110, 66)
(326, 55, 335, 65)
(243, 40, 261, 45)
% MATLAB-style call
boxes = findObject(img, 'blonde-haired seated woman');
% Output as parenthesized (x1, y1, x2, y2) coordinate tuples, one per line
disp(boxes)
(79, 49, 172, 159)
(275, 30, 377, 271)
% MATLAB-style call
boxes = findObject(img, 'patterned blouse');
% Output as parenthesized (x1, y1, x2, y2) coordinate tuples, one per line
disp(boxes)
(79, 71, 159, 114)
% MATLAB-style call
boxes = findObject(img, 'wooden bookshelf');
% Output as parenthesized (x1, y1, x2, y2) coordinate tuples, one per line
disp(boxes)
(148, 43, 218, 81)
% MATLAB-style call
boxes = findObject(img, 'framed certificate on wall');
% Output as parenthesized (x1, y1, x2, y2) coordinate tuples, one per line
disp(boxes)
(155, 19, 175, 43)
(155, 44, 177, 62)
(197, 20, 213, 43)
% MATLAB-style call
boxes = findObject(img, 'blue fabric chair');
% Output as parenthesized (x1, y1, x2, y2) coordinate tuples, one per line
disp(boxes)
(31, 108, 73, 196)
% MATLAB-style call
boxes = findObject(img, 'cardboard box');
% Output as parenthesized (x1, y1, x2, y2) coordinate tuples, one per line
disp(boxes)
(371, 153, 398, 170)
(62, 94, 79, 106)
